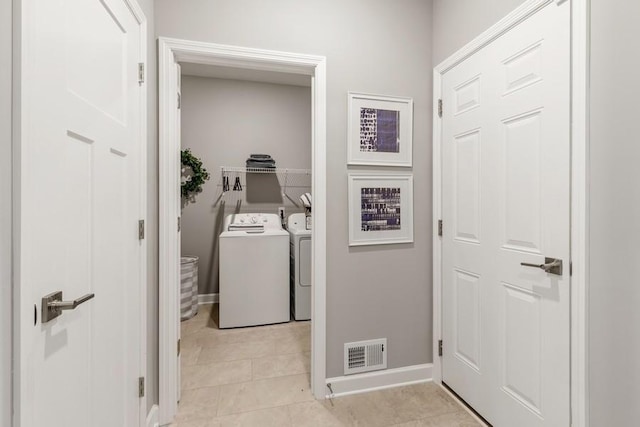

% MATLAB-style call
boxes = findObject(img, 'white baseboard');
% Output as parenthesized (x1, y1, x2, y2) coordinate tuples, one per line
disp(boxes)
(198, 293, 219, 305)
(146, 404, 159, 427)
(325, 363, 433, 398)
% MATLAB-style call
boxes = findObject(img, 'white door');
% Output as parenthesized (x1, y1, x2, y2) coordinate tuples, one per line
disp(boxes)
(17, 0, 146, 426)
(441, 2, 570, 426)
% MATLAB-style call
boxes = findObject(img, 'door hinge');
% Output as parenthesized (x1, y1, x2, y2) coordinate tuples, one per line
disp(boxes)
(177, 216, 181, 232)
(138, 377, 145, 398)
(177, 92, 181, 109)
(438, 220, 443, 237)
(138, 63, 145, 85)
(438, 99, 443, 118)
(138, 219, 145, 240)
(177, 338, 181, 356)
(438, 340, 443, 357)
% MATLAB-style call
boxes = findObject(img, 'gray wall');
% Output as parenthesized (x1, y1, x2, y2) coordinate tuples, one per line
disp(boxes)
(156, 0, 433, 377)
(136, 0, 159, 411)
(180, 76, 311, 295)
(432, 0, 525, 64)
(1, 0, 12, 424)
(588, 0, 640, 424)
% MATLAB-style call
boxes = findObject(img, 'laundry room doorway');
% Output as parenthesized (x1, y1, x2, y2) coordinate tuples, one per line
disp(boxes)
(158, 38, 327, 426)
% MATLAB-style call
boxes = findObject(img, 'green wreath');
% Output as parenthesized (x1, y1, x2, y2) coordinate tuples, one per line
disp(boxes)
(181, 149, 210, 205)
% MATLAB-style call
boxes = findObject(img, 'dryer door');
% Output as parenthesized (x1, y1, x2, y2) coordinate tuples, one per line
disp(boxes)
(299, 237, 312, 287)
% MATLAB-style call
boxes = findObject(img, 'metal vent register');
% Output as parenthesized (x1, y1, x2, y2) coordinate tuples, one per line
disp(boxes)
(344, 338, 387, 375)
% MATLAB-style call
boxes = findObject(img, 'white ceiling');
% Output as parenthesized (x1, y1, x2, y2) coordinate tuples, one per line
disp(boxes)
(179, 62, 312, 87)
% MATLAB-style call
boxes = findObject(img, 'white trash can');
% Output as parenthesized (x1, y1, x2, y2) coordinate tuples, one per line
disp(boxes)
(180, 256, 199, 321)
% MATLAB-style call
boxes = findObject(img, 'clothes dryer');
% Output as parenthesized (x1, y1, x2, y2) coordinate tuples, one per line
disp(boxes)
(288, 213, 311, 320)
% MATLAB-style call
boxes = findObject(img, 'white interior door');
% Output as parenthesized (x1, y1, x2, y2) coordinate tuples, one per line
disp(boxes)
(18, 0, 145, 426)
(441, 2, 570, 426)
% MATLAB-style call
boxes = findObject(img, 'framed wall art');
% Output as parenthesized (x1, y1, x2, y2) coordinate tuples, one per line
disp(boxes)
(347, 92, 413, 167)
(348, 174, 414, 246)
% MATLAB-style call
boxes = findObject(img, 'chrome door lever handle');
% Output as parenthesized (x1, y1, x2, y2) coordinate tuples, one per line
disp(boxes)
(41, 291, 95, 323)
(49, 293, 95, 310)
(520, 257, 563, 276)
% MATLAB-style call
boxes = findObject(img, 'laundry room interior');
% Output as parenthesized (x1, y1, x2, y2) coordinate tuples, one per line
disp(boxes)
(178, 62, 314, 388)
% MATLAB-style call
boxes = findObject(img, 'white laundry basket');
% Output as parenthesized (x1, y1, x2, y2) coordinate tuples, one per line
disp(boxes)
(180, 256, 199, 321)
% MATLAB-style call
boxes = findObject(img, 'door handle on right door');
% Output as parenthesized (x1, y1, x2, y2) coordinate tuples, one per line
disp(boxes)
(41, 291, 95, 323)
(520, 257, 563, 276)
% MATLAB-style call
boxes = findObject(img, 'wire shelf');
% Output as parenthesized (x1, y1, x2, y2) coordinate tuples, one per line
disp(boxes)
(221, 166, 311, 175)
(213, 166, 311, 207)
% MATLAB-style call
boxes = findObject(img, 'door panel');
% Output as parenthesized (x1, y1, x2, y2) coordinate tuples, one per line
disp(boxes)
(454, 76, 481, 115)
(453, 269, 481, 371)
(501, 283, 542, 416)
(66, 0, 129, 123)
(503, 41, 543, 96)
(441, 2, 570, 426)
(453, 130, 481, 244)
(20, 0, 144, 426)
(502, 110, 543, 254)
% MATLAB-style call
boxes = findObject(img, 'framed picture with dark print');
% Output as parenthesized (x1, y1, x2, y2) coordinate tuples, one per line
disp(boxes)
(347, 92, 413, 167)
(348, 174, 414, 246)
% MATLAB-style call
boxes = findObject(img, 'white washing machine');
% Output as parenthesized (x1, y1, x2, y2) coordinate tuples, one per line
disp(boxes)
(219, 213, 290, 328)
(288, 213, 311, 321)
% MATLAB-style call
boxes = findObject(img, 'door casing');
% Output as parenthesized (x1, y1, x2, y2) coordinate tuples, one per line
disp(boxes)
(157, 38, 328, 425)
(432, 0, 590, 426)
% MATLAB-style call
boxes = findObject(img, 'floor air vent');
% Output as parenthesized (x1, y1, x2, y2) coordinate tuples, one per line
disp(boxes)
(344, 338, 387, 375)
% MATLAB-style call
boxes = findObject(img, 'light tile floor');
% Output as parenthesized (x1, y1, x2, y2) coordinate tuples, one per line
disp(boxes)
(171, 304, 480, 427)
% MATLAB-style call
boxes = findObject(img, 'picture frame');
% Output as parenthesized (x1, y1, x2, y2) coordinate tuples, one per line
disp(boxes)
(347, 92, 413, 167)
(348, 174, 414, 246)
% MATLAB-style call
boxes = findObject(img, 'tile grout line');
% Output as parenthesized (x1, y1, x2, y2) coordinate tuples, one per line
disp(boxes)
(181, 372, 312, 393)
(187, 347, 310, 367)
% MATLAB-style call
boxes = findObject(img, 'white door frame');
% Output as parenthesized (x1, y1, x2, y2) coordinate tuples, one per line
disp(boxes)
(12, 0, 149, 425)
(157, 37, 327, 424)
(431, 0, 589, 426)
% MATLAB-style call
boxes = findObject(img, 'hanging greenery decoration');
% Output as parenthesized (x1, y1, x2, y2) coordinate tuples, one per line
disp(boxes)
(181, 149, 210, 206)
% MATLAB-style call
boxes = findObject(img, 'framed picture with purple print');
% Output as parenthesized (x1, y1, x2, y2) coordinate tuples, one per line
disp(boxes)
(348, 173, 414, 246)
(347, 92, 413, 167)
